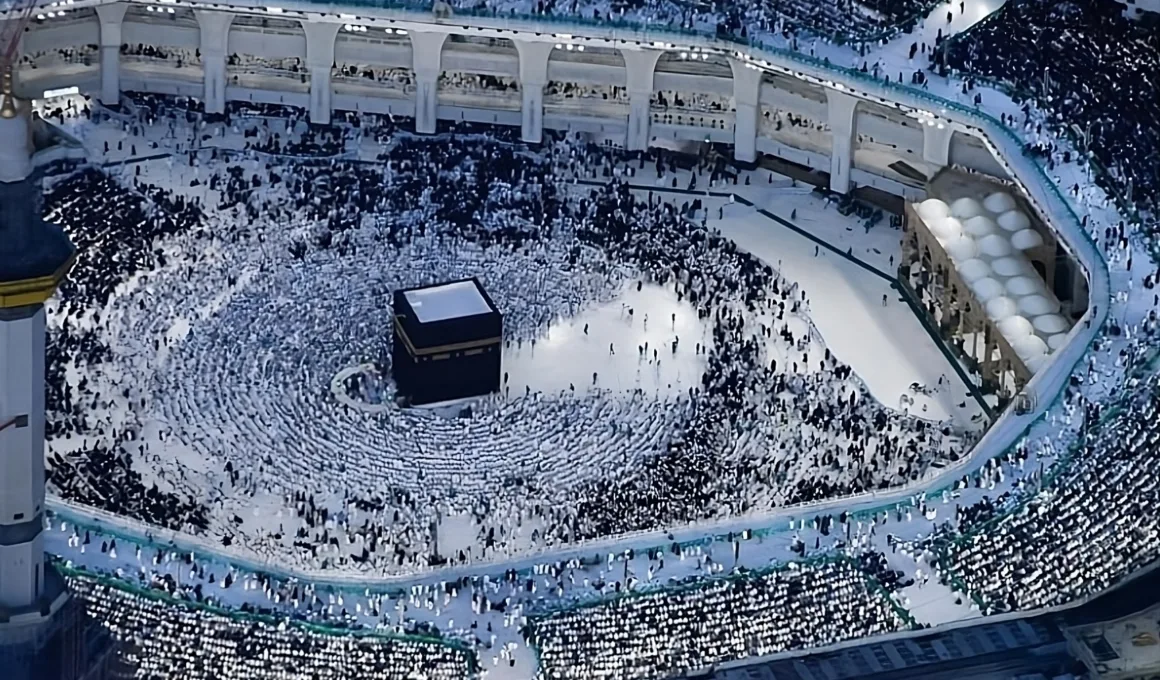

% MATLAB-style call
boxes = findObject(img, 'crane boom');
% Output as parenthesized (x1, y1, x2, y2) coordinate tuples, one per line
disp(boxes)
(0, 0, 38, 67)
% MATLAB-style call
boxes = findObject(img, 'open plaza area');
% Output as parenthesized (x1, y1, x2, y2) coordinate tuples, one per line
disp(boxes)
(1, 0, 1159, 677)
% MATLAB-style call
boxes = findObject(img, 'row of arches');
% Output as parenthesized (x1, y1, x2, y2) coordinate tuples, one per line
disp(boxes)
(15, 10, 1007, 182)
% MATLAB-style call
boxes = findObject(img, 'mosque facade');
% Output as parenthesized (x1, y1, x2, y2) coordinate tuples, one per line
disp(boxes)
(19, 0, 1015, 200)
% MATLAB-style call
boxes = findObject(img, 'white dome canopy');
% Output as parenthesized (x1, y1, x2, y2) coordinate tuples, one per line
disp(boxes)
(972, 277, 1006, 302)
(929, 217, 963, 241)
(991, 256, 1032, 277)
(998, 315, 1035, 339)
(984, 191, 1017, 214)
(1018, 294, 1060, 316)
(1026, 354, 1050, 374)
(917, 198, 950, 221)
(985, 296, 1019, 320)
(997, 209, 1031, 232)
(963, 215, 998, 237)
(978, 233, 1013, 257)
(950, 197, 985, 219)
(1005, 276, 1042, 297)
(1011, 229, 1045, 250)
(1047, 332, 1070, 351)
(1033, 314, 1070, 334)
(945, 234, 978, 261)
(959, 258, 992, 283)
(1013, 334, 1049, 361)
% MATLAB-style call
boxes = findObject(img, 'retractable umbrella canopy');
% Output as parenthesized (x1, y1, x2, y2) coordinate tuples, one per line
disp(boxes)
(1018, 294, 1059, 316)
(1033, 314, 1070, 334)
(963, 215, 998, 237)
(951, 196, 984, 219)
(959, 258, 992, 283)
(985, 296, 1019, 320)
(972, 276, 1006, 302)
(997, 209, 1031, 232)
(945, 234, 978, 261)
(929, 217, 963, 241)
(991, 256, 1032, 277)
(998, 315, 1035, 339)
(917, 198, 950, 221)
(1013, 334, 1049, 361)
(984, 191, 1017, 214)
(1048, 332, 1070, 351)
(979, 233, 1013, 257)
(1005, 276, 1042, 297)
(1011, 229, 1045, 250)
(1026, 354, 1050, 374)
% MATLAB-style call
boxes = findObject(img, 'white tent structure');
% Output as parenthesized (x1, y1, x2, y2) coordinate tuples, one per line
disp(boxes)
(963, 216, 998, 237)
(979, 233, 1013, 258)
(1012, 335, 1049, 361)
(985, 296, 1019, 320)
(971, 277, 1006, 302)
(945, 234, 978, 261)
(991, 256, 1032, 277)
(959, 258, 992, 283)
(1026, 354, 1050, 374)
(928, 217, 964, 241)
(905, 184, 1076, 391)
(917, 198, 950, 221)
(998, 315, 1035, 339)
(1018, 294, 1060, 316)
(1011, 229, 1045, 250)
(1048, 332, 1070, 351)
(950, 196, 985, 219)
(984, 191, 1017, 214)
(1005, 276, 1042, 297)
(997, 209, 1031, 232)
(1033, 314, 1070, 334)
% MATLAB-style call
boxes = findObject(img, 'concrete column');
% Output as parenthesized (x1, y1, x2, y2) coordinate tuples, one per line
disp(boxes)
(922, 122, 954, 171)
(729, 59, 762, 164)
(411, 31, 446, 135)
(0, 304, 48, 611)
(826, 89, 858, 194)
(195, 11, 233, 115)
(620, 49, 661, 151)
(303, 21, 341, 124)
(96, 3, 128, 107)
(515, 41, 553, 144)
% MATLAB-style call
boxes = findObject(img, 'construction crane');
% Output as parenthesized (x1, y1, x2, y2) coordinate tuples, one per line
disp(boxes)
(0, 0, 38, 103)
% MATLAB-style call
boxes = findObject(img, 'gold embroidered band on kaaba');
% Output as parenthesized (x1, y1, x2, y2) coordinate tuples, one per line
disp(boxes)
(393, 316, 501, 358)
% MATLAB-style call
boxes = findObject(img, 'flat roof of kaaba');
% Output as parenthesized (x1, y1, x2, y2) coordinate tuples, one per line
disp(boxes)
(402, 279, 494, 323)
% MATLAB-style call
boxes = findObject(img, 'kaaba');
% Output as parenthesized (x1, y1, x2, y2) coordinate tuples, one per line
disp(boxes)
(392, 278, 503, 406)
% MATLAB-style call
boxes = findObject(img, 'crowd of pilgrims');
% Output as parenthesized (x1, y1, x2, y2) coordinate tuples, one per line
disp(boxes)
(446, 0, 940, 43)
(42, 166, 210, 534)
(529, 556, 910, 679)
(914, 362, 1160, 615)
(36, 93, 965, 581)
(66, 572, 474, 680)
(938, 0, 1160, 225)
(59, 515, 917, 680)
(20, 10, 1160, 671)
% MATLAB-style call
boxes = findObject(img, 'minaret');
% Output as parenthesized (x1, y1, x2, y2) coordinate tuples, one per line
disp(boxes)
(0, 65, 74, 617)
(0, 67, 121, 680)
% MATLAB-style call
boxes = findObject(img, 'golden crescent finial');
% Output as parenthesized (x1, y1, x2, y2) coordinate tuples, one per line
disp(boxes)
(0, 66, 16, 119)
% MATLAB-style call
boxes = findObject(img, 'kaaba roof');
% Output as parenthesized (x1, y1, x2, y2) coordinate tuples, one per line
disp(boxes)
(402, 279, 495, 323)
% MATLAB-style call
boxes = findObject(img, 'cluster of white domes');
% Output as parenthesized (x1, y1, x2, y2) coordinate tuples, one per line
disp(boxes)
(916, 192, 1072, 375)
